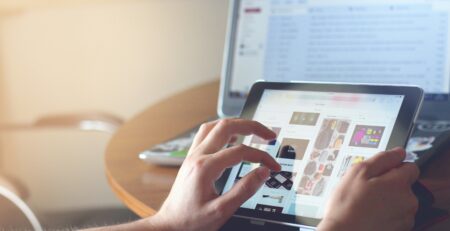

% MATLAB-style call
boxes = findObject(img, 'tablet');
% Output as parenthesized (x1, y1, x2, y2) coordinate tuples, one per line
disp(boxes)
(217, 82, 424, 228)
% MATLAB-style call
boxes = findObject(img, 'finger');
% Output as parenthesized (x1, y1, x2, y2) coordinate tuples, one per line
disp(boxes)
(392, 217, 415, 231)
(363, 147, 406, 178)
(393, 207, 417, 231)
(189, 120, 220, 155)
(228, 136, 238, 145)
(212, 166, 270, 218)
(384, 163, 420, 185)
(197, 119, 277, 154)
(206, 145, 281, 179)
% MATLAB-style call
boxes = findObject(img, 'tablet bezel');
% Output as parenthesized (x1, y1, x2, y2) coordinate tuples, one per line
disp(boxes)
(216, 81, 424, 227)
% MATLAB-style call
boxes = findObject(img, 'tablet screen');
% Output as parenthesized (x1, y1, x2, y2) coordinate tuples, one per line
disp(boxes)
(222, 89, 405, 221)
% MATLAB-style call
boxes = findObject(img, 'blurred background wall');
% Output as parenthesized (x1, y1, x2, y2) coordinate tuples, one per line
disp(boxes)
(0, 0, 228, 227)
(0, 0, 227, 123)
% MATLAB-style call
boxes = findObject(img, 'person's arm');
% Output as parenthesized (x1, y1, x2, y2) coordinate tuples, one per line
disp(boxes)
(82, 219, 160, 231)
(84, 119, 419, 231)
(84, 119, 281, 231)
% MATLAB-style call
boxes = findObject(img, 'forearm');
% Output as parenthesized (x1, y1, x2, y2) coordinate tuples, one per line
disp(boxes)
(80, 216, 170, 231)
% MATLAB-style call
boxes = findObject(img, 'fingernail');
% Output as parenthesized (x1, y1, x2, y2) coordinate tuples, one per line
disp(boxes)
(275, 163, 282, 172)
(271, 131, 277, 137)
(391, 147, 404, 152)
(256, 167, 270, 181)
(390, 147, 406, 160)
(389, 147, 403, 154)
(268, 130, 277, 139)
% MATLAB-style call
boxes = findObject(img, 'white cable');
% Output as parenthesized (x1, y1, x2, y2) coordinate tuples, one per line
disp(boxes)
(0, 186, 43, 231)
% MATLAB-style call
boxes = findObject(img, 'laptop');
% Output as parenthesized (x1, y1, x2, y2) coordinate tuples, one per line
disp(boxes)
(218, 0, 450, 137)
(142, 0, 449, 227)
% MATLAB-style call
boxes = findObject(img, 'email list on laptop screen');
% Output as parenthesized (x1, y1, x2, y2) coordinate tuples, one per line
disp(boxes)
(226, 0, 450, 101)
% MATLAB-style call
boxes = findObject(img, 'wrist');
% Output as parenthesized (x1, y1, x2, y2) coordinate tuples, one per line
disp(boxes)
(143, 213, 176, 231)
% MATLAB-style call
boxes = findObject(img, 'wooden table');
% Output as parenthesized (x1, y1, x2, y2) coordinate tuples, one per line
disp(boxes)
(105, 80, 450, 230)
(104, 80, 219, 217)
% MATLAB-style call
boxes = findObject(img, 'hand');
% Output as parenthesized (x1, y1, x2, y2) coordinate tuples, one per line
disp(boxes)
(318, 148, 420, 231)
(147, 119, 281, 231)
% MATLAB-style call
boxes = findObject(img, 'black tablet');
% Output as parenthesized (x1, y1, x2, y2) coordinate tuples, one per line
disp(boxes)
(217, 82, 424, 228)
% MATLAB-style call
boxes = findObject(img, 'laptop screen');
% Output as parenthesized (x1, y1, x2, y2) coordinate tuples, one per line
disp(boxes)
(226, 0, 450, 101)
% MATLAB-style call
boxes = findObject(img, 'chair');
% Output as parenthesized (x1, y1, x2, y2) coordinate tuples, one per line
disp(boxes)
(0, 175, 43, 231)
(0, 112, 123, 133)
(0, 111, 124, 229)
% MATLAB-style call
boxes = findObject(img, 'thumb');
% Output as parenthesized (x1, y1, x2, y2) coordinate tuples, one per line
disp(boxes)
(213, 166, 270, 217)
(364, 147, 406, 178)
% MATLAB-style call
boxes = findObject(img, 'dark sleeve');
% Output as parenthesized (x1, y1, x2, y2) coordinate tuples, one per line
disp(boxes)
(413, 182, 449, 231)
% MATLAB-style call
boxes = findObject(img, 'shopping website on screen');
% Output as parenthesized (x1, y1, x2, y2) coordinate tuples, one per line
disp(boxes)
(222, 89, 404, 219)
